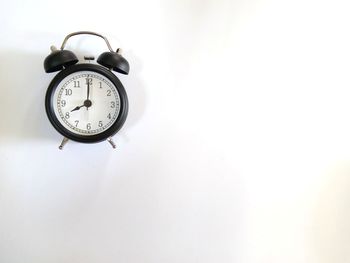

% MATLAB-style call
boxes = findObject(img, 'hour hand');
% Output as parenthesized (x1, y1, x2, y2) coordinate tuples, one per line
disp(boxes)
(71, 105, 84, 112)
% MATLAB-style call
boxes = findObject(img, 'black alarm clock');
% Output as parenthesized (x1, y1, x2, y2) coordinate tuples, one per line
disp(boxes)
(44, 31, 129, 149)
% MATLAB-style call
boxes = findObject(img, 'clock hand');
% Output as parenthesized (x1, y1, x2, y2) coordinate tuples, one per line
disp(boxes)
(87, 82, 90, 100)
(86, 78, 91, 111)
(71, 100, 92, 112)
(71, 105, 84, 112)
(87, 78, 90, 97)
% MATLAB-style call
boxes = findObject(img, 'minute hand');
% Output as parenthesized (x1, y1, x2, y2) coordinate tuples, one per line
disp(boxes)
(86, 78, 90, 100)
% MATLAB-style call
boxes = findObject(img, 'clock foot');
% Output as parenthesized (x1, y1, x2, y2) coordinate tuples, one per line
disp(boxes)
(107, 137, 116, 149)
(59, 137, 69, 150)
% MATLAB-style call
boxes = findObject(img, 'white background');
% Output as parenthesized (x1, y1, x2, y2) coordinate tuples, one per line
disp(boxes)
(0, 0, 350, 262)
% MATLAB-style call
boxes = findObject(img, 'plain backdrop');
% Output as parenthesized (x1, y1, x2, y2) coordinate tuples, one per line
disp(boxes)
(1, 0, 350, 262)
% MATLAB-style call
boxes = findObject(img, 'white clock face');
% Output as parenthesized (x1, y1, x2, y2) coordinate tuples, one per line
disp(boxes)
(52, 71, 121, 136)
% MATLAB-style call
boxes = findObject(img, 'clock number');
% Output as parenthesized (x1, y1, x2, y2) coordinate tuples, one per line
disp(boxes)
(61, 100, 66, 107)
(86, 78, 92, 86)
(74, 120, 79, 127)
(110, 101, 115, 108)
(98, 121, 103, 127)
(99, 82, 102, 88)
(87, 123, 91, 130)
(74, 81, 80, 88)
(65, 112, 70, 119)
(65, 89, 72, 96)
(107, 113, 111, 119)
(107, 90, 111, 96)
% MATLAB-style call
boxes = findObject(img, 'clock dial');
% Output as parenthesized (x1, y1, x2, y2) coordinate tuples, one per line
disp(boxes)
(52, 71, 121, 136)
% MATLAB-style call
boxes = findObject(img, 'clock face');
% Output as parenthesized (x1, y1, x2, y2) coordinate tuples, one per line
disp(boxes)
(51, 70, 121, 136)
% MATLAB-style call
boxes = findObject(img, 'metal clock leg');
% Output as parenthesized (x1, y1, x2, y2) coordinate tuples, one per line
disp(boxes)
(59, 137, 69, 150)
(107, 137, 116, 149)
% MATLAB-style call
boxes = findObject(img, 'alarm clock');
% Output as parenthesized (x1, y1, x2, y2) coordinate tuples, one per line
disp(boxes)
(44, 31, 129, 149)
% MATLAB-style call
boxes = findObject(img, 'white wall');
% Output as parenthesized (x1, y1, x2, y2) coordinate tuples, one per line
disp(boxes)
(1, 0, 350, 262)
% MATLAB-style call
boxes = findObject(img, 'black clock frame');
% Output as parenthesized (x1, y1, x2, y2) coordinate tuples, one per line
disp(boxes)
(45, 63, 128, 143)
